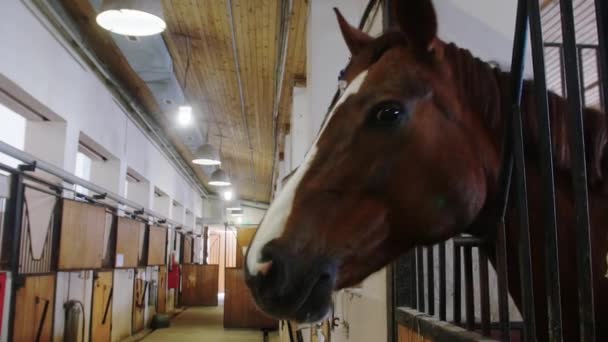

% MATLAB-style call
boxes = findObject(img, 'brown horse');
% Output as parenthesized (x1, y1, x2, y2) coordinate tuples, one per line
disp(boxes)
(245, 1, 608, 340)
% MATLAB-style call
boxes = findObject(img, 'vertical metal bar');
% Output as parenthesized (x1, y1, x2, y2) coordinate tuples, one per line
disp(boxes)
(463, 246, 474, 331)
(453, 244, 462, 326)
(416, 247, 425, 312)
(6, 173, 25, 342)
(478, 249, 491, 336)
(426, 246, 435, 316)
(596, 48, 605, 111)
(439, 242, 447, 321)
(496, 221, 511, 342)
(409, 250, 418, 310)
(577, 47, 587, 107)
(510, 1, 537, 341)
(527, 0, 564, 339)
(595, 0, 608, 112)
(559, 47, 567, 96)
(558, 0, 596, 339)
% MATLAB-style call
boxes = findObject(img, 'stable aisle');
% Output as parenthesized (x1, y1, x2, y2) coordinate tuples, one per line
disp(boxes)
(142, 306, 279, 342)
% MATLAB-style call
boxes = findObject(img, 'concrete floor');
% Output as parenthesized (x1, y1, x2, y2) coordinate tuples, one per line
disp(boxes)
(142, 306, 279, 342)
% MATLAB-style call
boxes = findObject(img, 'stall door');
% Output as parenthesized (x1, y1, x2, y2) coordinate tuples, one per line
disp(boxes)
(181, 264, 218, 306)
(132, 277, 146, 333)
(157, 266, 167, 313)
(13, 275, 55, 341)
(91, 272, 113, 342)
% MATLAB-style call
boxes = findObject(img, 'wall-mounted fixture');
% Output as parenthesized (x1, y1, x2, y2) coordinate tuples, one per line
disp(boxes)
(97, 0, 167, 37)
(177, 106, 192, 126)
(230, 209, 244, 217)
(192, 144, 221, 166)
(209, 168, 231, 187)
(225, 200, 241, 211)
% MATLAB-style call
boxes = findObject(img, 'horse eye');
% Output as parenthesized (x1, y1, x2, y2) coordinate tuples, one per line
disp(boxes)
(370, 102, 407, 126)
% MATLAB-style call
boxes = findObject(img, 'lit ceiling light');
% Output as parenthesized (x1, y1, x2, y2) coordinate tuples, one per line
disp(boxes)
(236, 216, 243, 224)
(225, 200, 241, 211)
(177, 106, 192, 126)
(209, 168, 231, 187)
(222, 190, 233, 201)
(97, 0, 167, 37)
(192, 144, 221, 166)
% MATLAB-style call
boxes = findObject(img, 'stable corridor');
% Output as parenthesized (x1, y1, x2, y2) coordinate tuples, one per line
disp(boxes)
(142, 307, 279, 342)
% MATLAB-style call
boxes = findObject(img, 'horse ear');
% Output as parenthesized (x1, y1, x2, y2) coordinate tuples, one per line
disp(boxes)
(334, 8, 373, 55)
(391, 0, 438, 51)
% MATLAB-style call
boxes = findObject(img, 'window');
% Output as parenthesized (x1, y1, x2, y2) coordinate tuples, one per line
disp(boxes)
(0, 103, 26, 171)
(74, 151, 92, 195)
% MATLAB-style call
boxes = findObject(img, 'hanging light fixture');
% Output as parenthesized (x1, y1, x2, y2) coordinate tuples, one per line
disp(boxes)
(177, 106, 192, 126)
(192, 144, 221, 166)
(225, 200, 241, 211)
(230, 208, 244, 217)
(97, 0, 167, 37)
(209, 168, 231, 187)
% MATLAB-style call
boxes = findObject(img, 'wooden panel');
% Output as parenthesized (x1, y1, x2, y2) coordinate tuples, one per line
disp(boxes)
(132, 277, 146, 333)
(58, 200, 105, 270)
(183, 236, 193, 264)
(91, 272, 113, 342)
(181, 264, 219, 306)
(236, 227, 257, 268)
(398, 324, 432, 342)
(13, 275, 55, 342)
(147, 226, 167, 266)
(157, 266, 167, 313)
(224, 267, 277, 329)
(116, 217, 145, 268)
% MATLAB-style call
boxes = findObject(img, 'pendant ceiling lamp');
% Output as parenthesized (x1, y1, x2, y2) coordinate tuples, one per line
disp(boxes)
(225, 200, 242, 211)
(192, 144, 221, 166)
(97, 0, 167, 37)
(209, 168, 231, 187)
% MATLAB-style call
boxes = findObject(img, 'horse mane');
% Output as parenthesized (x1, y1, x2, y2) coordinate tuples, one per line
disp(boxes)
(442, 42, 608, 192)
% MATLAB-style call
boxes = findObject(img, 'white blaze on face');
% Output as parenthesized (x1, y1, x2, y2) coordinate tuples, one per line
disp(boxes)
(247, 70, 369, 276)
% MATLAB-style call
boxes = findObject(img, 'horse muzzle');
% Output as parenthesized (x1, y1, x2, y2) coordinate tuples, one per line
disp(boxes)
(244, 241, 338, 322)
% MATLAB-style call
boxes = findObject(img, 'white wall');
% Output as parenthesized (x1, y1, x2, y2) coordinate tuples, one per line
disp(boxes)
(0, 2, 204, 341)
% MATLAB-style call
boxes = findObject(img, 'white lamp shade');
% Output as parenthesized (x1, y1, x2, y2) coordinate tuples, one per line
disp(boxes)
(225, 200, 241, 211)
(192, 144, 221, 166)
(209, 168, 231, 187)
(97, 0, 166, 37)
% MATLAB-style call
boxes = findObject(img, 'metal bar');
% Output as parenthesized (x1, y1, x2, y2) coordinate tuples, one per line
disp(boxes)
(558, 0, 596, 339)
(559, 47, 567, 96)
(453, 244, 462, 325)
(463, 247, 475, 331)
(595, 48, 605, 111)
(510, 1, 537, 341)
(6, 173, 25, 342)
(416, 247, 425, 312)
(577, 47, 587, 107)
(438, 242, 447, 321)
(426, 247, 435, 316)
(0, 141, 180, 227)
(496, 220, 511, 342)
(544, 42, 600, 49)
(452, 236, 484, 247)
(479, 249, 491, 336)
(593, 0, 608, 112)
(527, 0, 564, 339)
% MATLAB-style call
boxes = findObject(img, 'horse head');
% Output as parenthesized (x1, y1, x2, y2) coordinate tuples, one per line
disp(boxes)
(245, 0, 501, 323)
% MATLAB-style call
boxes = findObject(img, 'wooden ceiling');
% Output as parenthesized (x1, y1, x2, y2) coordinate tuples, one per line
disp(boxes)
(60, 0, 308, 203)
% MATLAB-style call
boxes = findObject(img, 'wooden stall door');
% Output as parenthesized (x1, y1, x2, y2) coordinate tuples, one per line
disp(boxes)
(132, 277, 146, 333)
(224, 268, 277, 329)
(58, 200, 106, 269)
(236, 227, 257, 268)
(91, 272, 113, 342)
(147, 226, 167, 265)
(13, 275, 55, 341)
(157, 266, 167, 313)
(116, 218, 145, 268)
(181, 264, 218, 306)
